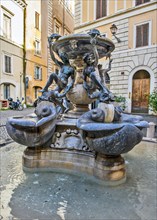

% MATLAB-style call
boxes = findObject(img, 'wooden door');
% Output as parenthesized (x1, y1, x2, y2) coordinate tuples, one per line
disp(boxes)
(132, 78, 150, 113)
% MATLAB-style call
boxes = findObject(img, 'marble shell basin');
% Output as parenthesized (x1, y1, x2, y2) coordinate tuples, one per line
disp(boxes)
(77, 109, 149, 156)
(6, 102, 57, 147)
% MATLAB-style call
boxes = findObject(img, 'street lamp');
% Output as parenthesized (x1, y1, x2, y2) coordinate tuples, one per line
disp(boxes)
(110, 24, 121, 43)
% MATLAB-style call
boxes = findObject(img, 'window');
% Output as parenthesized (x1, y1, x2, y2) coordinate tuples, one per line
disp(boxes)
(56, 25, 60, 34)
(4, 84, 10, 99)
(4, 54, 12, 73)
(35, 40, 41, 55)
(35, 12, 39, 29)
(135, 0, 150, 6)
(3, 14, 11, 39)
(34, 66, 42, 80)
(136, 23, 149, 48)
(55, 23, 60, 34)
(54, 19, 61, 34)
(96, 0, 107, 19)
(34, 87, 41, 99)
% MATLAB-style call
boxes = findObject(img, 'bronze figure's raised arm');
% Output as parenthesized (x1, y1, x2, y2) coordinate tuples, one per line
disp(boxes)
(83, 30, 114, 103)
(98, 58, 113, 84)
(39, 33, 75, 112)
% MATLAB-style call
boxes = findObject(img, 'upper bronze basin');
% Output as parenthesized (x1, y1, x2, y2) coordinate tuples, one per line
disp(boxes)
(52, 33, 115, 59)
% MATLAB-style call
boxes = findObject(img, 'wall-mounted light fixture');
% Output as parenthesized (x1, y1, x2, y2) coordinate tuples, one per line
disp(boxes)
(110, 24, 121, 43)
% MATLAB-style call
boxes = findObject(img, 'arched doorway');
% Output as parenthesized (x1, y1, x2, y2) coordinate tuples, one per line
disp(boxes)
(132, 70, 150, 113)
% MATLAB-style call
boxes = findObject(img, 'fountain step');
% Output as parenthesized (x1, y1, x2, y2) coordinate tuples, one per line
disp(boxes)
(23, 148, 126, 186)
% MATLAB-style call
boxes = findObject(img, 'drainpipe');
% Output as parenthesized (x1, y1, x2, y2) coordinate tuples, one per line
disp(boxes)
(63, 0, 65, 35)
(23, 6, 27, 104)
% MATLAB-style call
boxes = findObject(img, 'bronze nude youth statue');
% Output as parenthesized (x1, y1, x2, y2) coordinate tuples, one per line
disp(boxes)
(39, 33, 75, 112)
(82, 30, 114, 103)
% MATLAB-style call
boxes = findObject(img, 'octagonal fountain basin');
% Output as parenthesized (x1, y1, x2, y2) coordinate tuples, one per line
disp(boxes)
(6, 102, 57, 147)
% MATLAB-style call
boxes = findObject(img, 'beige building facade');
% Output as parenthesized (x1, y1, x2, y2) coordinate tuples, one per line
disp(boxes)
(25, 0, 48, 104)
(25, 0, 74, 104)
(75, 0, 157, 114)
(0, 0, 26, 107)
(47, 0, 74, 80)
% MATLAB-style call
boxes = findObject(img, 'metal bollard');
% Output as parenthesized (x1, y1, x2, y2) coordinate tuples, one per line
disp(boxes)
(146, 122, 156, 138)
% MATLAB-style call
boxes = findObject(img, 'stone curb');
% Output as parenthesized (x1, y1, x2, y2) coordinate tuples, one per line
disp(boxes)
(143, 137, 157, 143)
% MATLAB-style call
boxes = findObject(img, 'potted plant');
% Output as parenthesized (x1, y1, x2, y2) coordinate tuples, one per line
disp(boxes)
(114, 95, 126, 111)
(149, 90, 157, 114)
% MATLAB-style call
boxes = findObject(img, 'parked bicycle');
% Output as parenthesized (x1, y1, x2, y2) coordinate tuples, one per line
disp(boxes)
(8, 97, 24, 111)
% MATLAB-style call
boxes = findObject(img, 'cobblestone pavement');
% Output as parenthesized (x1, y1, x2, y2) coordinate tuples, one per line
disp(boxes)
(0, 141, 156, 219)
(0, 108, 34, 146)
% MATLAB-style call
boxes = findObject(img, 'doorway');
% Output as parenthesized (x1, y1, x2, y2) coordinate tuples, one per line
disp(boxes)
(132, 70, 150, 113)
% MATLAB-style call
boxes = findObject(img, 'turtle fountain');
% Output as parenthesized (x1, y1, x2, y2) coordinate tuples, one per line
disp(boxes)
(6, 30, 148, 185)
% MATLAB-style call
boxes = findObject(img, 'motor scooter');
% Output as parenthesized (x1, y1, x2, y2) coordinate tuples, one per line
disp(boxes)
(8, 97, 24, 111)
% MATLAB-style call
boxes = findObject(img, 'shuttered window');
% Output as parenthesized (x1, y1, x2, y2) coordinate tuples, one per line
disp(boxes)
(96, 0, 107, 19)
(34, 66, 42, 80)
(35, 40, 41, 55)
(3, 14, 11, 39)
(135, 0, 150, 6)
(4, 84, 10, 99)
(136, 23, 149, 48)
(35, 12, 39, 29)
(34, 87, 41, 99)
(4, 55, 11, 73)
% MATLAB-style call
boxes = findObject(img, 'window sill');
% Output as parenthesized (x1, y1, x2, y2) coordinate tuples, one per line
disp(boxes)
(34, 53, 42, 58)
(96, 15, 107, 21)
(135, 46, 149, 49)
(134, 45, 151, 49)
(34, 78, 42, 81)
(135, 2, 151, 7)
(3, 72, 13, 75)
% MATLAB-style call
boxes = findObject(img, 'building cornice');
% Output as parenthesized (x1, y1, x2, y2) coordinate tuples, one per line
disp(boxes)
(113, 44, 157, 55)
(59, 0, 74, 17)
(1, 5, 15, 16)
(13, 0, 27, 9)
(0, 35, 23, 49)
(75, 0, 157, 32)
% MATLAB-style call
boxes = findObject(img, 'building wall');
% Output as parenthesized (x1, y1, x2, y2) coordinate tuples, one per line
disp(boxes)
(76, 0, 155, 26)
(0, 0, 24, 45)
(74, 0, 157, 114)
(25, 0, 48, 104)
(25, 0, 74, 104)
(0, 40, 24, 99)
(52, 0, 74, 35)
(47, 0, 74, 80)
(0, 0, 26, 103)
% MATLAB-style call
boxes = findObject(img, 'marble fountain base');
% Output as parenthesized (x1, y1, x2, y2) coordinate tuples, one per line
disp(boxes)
(22, 117, 126, 186)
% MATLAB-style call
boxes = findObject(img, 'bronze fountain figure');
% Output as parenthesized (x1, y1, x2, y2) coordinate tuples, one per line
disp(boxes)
(6, 29, 148, 185)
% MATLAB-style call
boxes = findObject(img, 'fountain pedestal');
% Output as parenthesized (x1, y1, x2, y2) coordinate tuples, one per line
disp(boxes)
(94, 154, 126, 182)
(22, 114, 126, 185)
